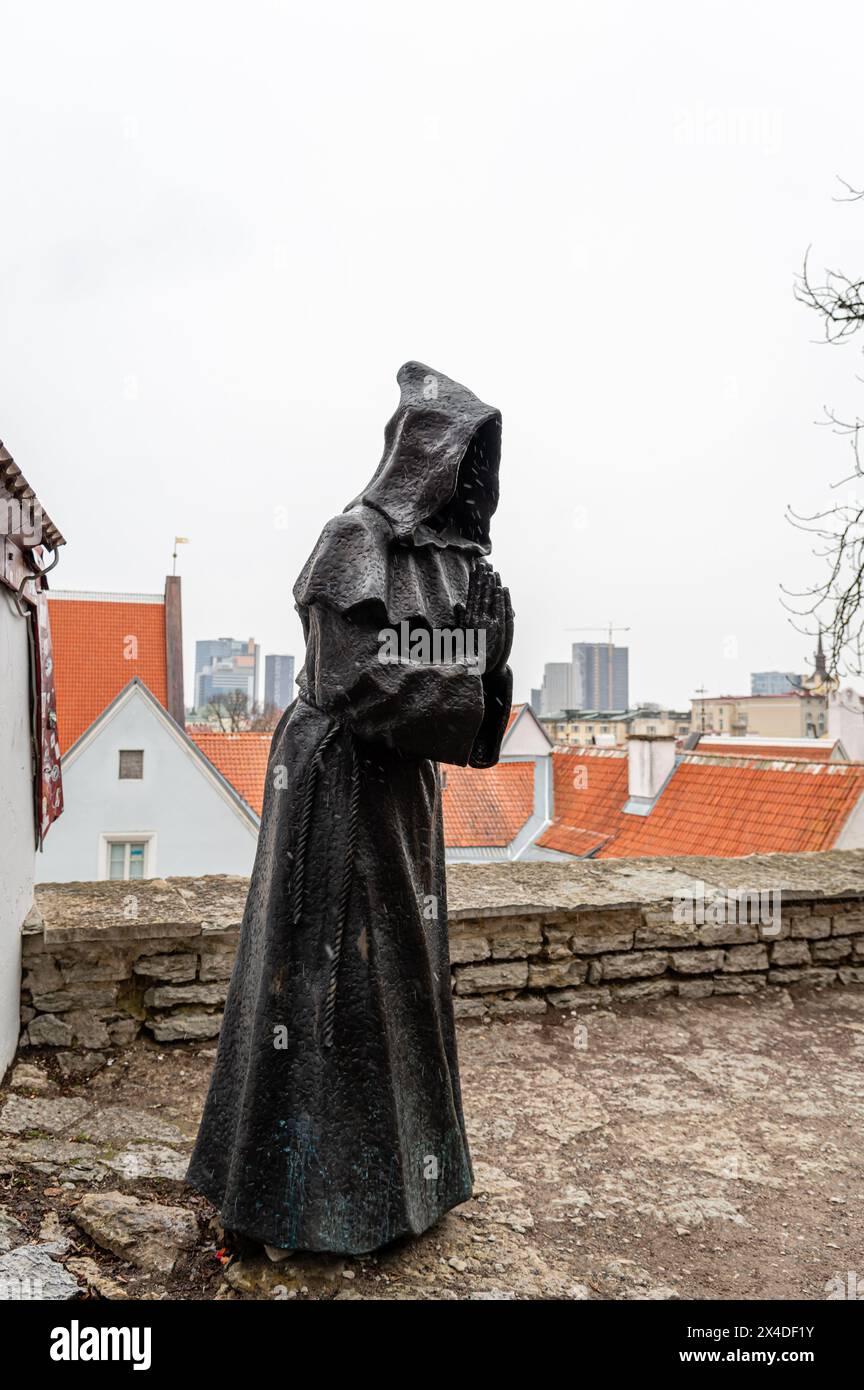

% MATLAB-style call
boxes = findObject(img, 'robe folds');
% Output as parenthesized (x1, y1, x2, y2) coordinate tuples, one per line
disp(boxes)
(187, 363, 512, 1254)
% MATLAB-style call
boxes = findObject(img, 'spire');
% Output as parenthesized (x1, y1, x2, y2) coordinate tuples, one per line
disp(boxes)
(814, 631, 827, 680)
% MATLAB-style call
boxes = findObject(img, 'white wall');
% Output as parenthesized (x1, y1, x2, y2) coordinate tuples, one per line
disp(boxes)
(501, 709, 551, 758)
(833, 792, 864, 850)
(0, 594, 36, 1075)
(36, 687, 258, 882)
(829, 690, 864, 764)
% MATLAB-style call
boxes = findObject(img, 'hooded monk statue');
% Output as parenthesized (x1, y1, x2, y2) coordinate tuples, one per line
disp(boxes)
(188, 362, 514, 1255)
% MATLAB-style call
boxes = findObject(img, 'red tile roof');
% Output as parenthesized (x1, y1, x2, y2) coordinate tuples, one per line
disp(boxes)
(441, 746, 864, 859)
(188, 730, 273, 817)
(504, 703, 526, 733)
(442, 761, 534, 847)
(48, 592, 167, 752)
(536, 749, 628, 856)
(596, 755, 864, 858)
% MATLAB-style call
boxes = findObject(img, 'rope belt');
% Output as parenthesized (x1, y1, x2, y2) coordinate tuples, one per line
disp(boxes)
(291, 699, 360, 1049)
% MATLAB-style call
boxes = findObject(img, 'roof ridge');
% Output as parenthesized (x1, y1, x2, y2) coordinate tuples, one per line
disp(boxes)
(682, 752, 864, 774)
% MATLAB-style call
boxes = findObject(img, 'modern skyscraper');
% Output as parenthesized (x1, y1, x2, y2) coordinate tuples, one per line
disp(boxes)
(194, 637, 260, 708)
(540, 662, 574, 716)
(571, 641, 629, 711)
(264, 654, 295, 711)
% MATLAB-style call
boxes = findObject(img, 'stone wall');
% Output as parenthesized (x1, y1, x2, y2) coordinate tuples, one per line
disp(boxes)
(17, 851, 864, 1051)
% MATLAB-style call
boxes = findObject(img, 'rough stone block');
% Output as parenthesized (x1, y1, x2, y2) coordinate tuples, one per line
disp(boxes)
(21, 961, 64, 996)
(770, 940, 812, 967)
(197, 952, 235, 981)
(66, 1011, 112, 1049)
(488, 922, 543, 959)
(452, 998, 487, 1019)
(600, 950, 668, 981)
(133, 953, 198, 982)
(454, 961, 528, 995)
(635, 909, 699, 950)
(767, 967, 837, 988)
(812, 937, 852, 963)
(528, 959, 588, 990)
(143, 982, 227, 1009)
(448, 935, 491, 965)
(146, 1011, 223, 1042)
(543, 925, 575, 959)
(487, 997, 548, 1018)
(59, 951, 134, 984)
(789, 913, 831, 941)
(107, 1017, 140, 1045)
(838, 966, 864, 985)
(832, 910, 864, 936)
(26, 1013, 74, 1047)
(677, 979, 714, 999)
(570, 910, 637, 955)
(712, 973, 766, 995)
(697, 922, 759, 947)
(30, 985, 118, 1014)
(722, 944, 769, 973)
(670, 948, 724, 975)
(610, 978, 675, 1003)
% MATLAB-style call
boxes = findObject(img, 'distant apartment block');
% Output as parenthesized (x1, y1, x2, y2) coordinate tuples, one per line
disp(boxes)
(539, 642, 630, 716)
(751, 671, 804, 696)
(542, 707, 690, 748)
(264, 654, 295, 711)
(571, 641, 629, 711)
(195, 637, 260, 709)
(690, 692, 827, 740)
(540, 663, 574, 716)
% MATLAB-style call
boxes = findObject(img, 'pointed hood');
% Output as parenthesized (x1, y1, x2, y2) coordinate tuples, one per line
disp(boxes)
(346, 361, 502, 553)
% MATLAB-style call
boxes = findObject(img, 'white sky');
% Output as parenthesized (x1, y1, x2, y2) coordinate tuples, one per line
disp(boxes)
(3, 0, 864, 710)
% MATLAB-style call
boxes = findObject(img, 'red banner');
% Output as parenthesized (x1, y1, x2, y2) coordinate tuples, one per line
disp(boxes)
(31, 587, 64, 846)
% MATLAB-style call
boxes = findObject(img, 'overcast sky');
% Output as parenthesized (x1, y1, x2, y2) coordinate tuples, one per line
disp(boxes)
(3, 0, 864, 710)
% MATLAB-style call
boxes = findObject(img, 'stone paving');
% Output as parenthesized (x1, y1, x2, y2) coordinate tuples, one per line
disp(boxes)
(1, 983, 863, 1300)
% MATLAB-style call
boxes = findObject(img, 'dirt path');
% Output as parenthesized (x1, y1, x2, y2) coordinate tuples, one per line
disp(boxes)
(2, 983, 862, 1300)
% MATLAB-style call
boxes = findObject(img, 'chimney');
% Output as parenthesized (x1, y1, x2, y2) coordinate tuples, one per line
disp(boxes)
(624, 733, 676, 815)
(164, 575, 185, 728)
(828, 688, 864, 762)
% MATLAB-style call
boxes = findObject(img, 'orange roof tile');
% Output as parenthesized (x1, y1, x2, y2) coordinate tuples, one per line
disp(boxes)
(442, 761, 534, 847)
(48, 592, 167, 753)
(188, 730, 272, 817)
(536, 748, 629, 856)
(596, 756, 864, 858)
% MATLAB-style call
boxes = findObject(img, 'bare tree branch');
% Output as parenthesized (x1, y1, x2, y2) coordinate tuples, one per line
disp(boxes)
(787, 181, 864, 675)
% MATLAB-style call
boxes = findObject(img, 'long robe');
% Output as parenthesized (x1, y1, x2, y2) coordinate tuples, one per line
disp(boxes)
(187, 363, 512, 1254)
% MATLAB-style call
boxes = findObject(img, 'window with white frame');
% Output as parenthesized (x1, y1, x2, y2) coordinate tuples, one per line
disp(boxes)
(106, 839, 148, 880)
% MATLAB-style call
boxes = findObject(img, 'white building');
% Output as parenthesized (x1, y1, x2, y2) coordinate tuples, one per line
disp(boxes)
(1, 442, 66, 1074)
(37, 679, 259, 883)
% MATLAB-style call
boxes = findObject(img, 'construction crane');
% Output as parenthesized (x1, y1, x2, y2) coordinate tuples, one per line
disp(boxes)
(565, 623, 631, 709)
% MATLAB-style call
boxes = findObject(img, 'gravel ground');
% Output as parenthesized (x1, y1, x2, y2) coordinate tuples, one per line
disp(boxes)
(1, 983, 863, 1301)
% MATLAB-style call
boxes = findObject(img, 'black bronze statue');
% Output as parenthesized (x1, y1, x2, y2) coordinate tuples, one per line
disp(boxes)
(187, 362, 514, 1255)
